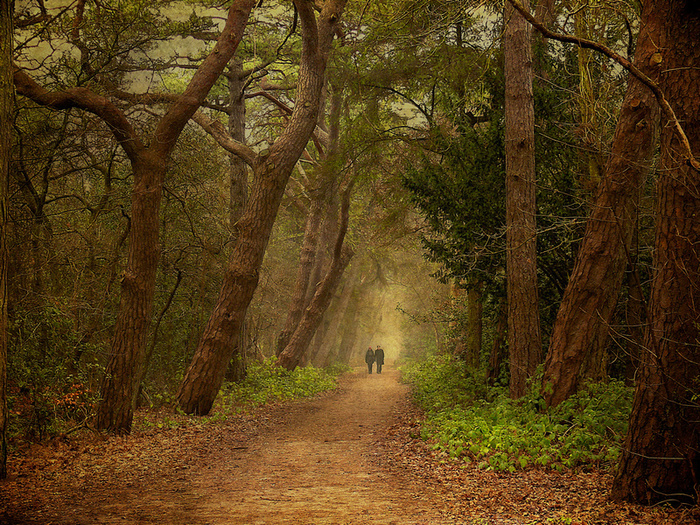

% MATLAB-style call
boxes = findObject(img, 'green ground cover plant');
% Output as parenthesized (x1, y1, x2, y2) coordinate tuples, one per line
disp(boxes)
(401, 355, 633, 473)
(217, 359, 344, 413)
(9, 349, 345, 441)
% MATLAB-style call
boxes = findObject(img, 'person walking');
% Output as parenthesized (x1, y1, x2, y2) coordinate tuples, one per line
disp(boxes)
(375, 345, 385, 374)
(365, 347, 375, 374)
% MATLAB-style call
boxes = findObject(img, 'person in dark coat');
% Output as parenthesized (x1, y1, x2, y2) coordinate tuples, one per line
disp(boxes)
(375, 345, 385, 374)
(365, 347, 375, 374)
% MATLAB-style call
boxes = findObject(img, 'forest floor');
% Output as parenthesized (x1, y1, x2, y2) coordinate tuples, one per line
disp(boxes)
(1, 368, 699, 525)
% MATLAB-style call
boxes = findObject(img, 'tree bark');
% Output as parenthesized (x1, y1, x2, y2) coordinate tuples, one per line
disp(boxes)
(504, 0, 541, 398)
(14, 1, 256, 432)
(541, 3, 661, 407)
(224, 56, 250, 383)
(177, 0, 347, 415)
(278, 184, 354, 370)
(276, 196, 325, 356)
(0, 0, 13, 479)
(611, 0, 700, 505)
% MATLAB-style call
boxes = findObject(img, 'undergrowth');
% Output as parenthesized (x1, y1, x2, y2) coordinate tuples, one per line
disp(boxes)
(216, 359, 344, 415)
(135, 360, 345, 430)
(401, 355, 633, 473)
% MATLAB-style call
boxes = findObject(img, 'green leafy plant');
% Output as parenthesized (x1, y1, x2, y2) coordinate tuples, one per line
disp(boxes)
(402, 356, 633, 473)
(216, 359, 340, 415)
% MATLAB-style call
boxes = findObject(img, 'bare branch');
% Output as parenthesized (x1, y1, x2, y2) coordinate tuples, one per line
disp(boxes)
(190, 111, 257, 167)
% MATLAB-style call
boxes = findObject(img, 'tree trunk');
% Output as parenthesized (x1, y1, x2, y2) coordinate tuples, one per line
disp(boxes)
(623, 257, 644, 383)
(0, 0, 13, 479)
(97, 152, 164, 431)
(228, 56, 248, 230)
(312, 258, 360, 367)
(15, 1, 257, 433)
(278, 185, 354, 370)
(504, 0, 541, 398)
(224, 56, 250, 383)
(611, 0, 700, 505)
(276, 196, 325, 356)
(335, 281, 364, 366)
(177, 1, 347, 415)
(541, 3, 661, 407)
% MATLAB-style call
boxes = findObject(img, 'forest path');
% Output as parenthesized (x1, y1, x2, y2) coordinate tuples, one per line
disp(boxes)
(183, 368, 451, 525)
(3, 368, 700, 524)
(2, 368, 453, 525)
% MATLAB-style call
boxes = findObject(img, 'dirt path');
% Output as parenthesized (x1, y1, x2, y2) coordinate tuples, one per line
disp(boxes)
(2, 369, 452, 525)
(187, 368, 450, 525)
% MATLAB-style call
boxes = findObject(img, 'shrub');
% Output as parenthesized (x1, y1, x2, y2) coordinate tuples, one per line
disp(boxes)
(8, 305, 103, 441)
(217, 359, 340, 414)
(402, 356, 633, 472)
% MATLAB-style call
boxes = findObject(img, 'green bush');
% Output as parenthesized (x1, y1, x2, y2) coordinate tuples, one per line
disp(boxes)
(402, 356, 633, 472)
(8, 305, 103, 441)
(400, 354, 497, 414)
(217, 359, 340, 414)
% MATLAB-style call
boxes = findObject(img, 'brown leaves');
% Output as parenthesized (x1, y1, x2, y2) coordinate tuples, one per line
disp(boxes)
(373, 397, 700, 525)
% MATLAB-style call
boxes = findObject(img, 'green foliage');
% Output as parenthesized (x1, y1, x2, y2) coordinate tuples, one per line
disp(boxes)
(402, 117, 506, 290)
(217, 360, 340, 414)
(400, 354, 495, 412)
(8, 305, 103, 441)
(402, 356, 633, 473)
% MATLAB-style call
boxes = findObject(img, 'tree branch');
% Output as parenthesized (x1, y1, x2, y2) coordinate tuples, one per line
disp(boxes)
(506, 0, 699, 171)
(190, 111, 257, 167)
(13, 67, 145, 161)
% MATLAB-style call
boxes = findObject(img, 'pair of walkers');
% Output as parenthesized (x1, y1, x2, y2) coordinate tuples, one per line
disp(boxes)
(364, 345, 385, 374)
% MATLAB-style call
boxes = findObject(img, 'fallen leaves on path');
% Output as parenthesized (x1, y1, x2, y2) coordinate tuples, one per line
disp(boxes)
(373, 397, 700, 524)
(1, 384, 699, 525)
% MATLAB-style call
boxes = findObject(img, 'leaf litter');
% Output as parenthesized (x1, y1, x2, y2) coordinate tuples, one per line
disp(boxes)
(0, 370, 698, 525)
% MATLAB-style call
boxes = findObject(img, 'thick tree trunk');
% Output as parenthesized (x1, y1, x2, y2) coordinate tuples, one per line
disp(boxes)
(0, 0, 13, 479)
(177, 1, 347, 415)
(611, 0, 700, 505)
(504, 0, 541, 398)
(96, 153, 164, 431)
(224, 56, 250, 383)
(541, 3, 661, 407)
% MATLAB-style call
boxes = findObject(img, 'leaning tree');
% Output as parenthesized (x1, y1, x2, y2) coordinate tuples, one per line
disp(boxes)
(176, 0, 348, 415)
(14, 0, 257, 433)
